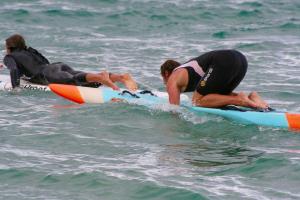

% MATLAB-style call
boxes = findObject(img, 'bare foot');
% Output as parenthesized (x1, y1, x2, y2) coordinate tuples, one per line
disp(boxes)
(121, 73, 138, 91)
(99, 71, 120, 90)
(237, 92, 259, 108)
(248, 91, 268, 109)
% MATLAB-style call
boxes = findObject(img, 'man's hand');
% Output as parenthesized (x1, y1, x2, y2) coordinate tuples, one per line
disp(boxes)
(10, 87, 22, 94)
(192, 91, 204, 106)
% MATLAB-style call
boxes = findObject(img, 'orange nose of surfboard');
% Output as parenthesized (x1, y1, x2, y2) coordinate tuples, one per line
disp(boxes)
(49, 84, 84, 104)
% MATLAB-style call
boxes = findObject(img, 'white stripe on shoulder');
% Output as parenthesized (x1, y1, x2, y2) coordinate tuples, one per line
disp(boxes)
(174, 60, 205, 76)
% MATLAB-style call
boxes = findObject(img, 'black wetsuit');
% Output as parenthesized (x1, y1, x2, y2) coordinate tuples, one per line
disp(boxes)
(3, 47, 99, 88)
(175, 50, 247, 95)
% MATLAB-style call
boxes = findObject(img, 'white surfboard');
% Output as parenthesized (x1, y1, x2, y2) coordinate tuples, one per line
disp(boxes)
(0, 74, 50, 91)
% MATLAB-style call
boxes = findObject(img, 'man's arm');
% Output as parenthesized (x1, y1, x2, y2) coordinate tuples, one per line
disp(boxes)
(3, 55, 21, 88)
(166, 76, 181, 105)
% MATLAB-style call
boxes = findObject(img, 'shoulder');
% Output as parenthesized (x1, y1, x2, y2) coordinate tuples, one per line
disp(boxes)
(173, 67, 188, 77)
(3, 54, 15, 63)
(168, 68, 188, 87)
(3, 54, 18, 69)
(27, 47, 45, 56)
(27, 47, 39, 53)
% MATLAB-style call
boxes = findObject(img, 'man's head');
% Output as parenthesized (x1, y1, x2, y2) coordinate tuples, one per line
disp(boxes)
(5, 34, 27, 54)
(160, 59, 181, 84)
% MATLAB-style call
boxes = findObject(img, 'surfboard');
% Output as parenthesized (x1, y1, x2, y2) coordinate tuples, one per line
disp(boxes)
(0, 74, 50, 91)
(49, 83, 300, 130)
(49, 83, 189, 104)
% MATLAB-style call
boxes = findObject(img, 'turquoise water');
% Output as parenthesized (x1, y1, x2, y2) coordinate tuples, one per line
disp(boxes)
(0, 0, 300, 199)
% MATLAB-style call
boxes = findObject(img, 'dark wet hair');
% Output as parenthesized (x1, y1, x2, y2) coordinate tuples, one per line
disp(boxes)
(6, 34, 27, 52)
(160, 59, 181, 75)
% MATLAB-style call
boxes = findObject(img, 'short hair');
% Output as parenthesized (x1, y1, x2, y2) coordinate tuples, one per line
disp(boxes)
(5, 34, 27, 52)
(160, 59, 181, 75)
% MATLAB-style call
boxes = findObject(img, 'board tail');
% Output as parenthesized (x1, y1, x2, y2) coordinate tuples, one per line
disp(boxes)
(49, 84, 85, 104)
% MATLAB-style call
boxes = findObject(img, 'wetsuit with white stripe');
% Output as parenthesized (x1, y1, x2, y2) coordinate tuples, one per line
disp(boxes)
(174, 49, 248, 95)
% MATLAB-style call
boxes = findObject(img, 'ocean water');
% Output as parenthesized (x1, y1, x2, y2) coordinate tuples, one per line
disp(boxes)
(0, 0, 300, 199)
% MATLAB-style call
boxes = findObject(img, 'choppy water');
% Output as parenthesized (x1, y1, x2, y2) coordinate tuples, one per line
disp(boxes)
(0, 0, 300, 199)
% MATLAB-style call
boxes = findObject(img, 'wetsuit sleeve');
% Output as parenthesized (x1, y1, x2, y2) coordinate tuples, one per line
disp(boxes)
(3, 55, 21, 88)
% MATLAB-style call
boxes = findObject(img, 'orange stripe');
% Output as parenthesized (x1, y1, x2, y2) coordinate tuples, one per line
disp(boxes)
(286, 113, 300, 129)
(49, 84, 84, 104)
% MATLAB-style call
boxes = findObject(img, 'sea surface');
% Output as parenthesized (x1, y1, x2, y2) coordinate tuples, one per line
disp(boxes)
(0, 0, 300, 199)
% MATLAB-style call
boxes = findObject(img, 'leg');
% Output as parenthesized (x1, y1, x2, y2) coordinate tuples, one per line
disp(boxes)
(60, 64, 84, 75)
(76, 71, 137, 91)
(85, 71, 119, 90)
(192, 91, 259, 108)
(53, 63, 137, 90)
(44, 63, 118, 90)
(248, 91, 268, 108)
(58, 63, 119, 89)
(106, 73, 137, 91)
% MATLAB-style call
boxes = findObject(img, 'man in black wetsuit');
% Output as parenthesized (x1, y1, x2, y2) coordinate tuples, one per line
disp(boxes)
(3, 34, 137, 91)
(160, 49, 268, 108)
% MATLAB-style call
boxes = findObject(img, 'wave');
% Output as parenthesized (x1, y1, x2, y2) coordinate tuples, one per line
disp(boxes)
(43, 9, 95, 17)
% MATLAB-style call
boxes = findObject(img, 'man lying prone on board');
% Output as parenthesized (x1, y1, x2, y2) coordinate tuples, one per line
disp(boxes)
(160, 50, 269, 109)
(2, 34, 137, 91)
